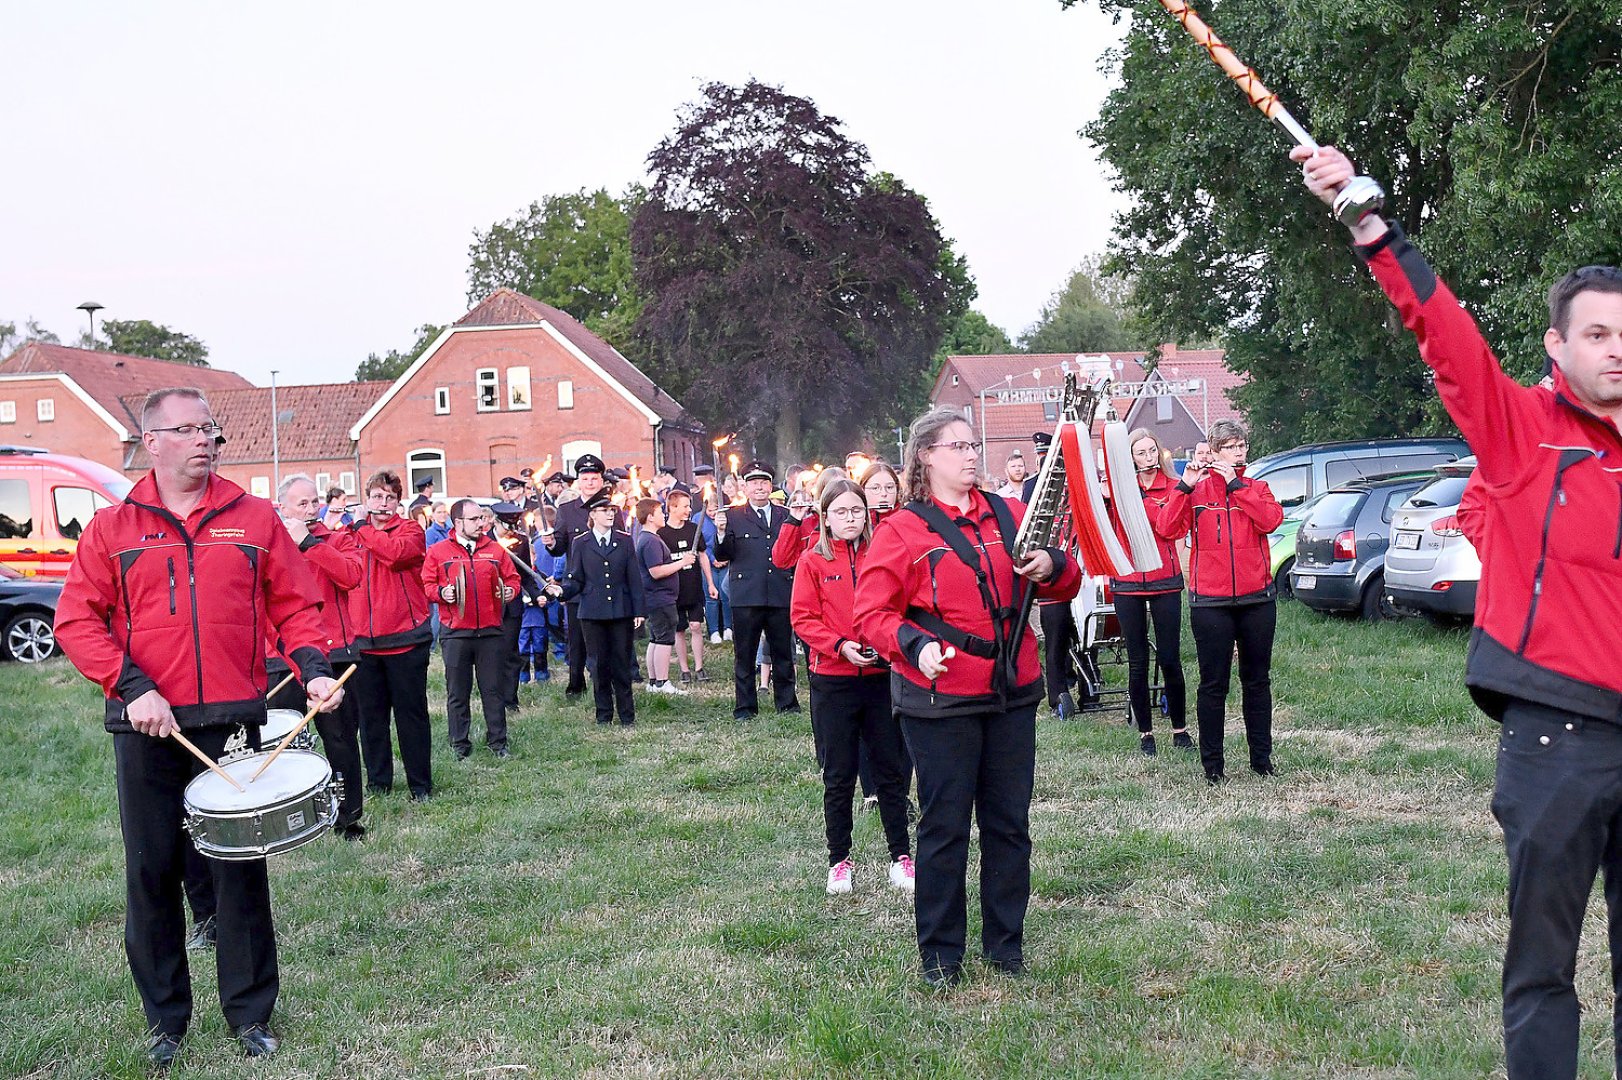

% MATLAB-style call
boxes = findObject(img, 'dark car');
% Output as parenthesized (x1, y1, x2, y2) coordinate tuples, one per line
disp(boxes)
(0, 564, 61, 663)
(1246, 437, 1469, 512)
(1289, 471, 1434, 620)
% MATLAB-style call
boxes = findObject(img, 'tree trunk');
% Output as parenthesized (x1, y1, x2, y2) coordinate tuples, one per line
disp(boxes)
(775, 404, 803, 473)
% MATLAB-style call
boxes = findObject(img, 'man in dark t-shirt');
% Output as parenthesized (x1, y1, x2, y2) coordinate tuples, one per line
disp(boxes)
(634, 499, 692, 694)
(656, 488, 714, 684)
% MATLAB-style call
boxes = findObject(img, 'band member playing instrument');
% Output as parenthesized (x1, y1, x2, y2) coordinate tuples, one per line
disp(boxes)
(1110, 429, 1191, 755)
(714, 461, 801, 720)
(552, 491, 645, 725)
(791, 478, 914, 895)
(269, 474, 368, 837)
(348, 470, 435, 801)
(1299, 143, 1622, 1080)
(855, 408, 1081, 986)
(55, 388, 343, 1065)
(772, 467, 847, 570)
(425, 499, 521, 758)
(861, 461, 902, 522)
(1158, 420, 1283, 784)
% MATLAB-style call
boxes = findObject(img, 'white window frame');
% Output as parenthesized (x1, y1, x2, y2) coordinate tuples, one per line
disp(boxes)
(0, 401, 14, 424)
(557, 379, 574, 410)
(951, 373, 959, 386)
(250, 476, 271, 498)
(315, 472, 331, 492)
(434, 387, 450, 415)
(561, 439, 601, 476)
(475, 369, 499, 412)
(37, 398, 55, 422)
(506, 367, 532, 411)
(339, 471, 356, 494)
(407, 449, 446, 495)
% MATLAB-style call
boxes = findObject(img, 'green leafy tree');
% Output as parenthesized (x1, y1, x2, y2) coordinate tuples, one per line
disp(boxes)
(1018, 257, 1134, 353)
(99, 319, 209, 365)
(1069, 0, 1622, 450)
(468, 188, 644, 356)
(633, 81, 958, 466)
(356, 323, 443, 383)
(936, 310, 1014, 363)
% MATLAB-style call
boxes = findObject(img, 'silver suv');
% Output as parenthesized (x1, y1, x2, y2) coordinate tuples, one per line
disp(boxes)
(1385, 457, 1479, 620)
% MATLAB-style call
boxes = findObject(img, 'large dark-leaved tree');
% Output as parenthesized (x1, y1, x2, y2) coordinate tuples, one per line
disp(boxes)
(633, 81, 958, 466)
(101, 319, 209, 365)
(1070, 0, 1621, 451)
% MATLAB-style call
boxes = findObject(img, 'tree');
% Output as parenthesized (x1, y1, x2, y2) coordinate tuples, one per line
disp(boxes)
(1069, 0, 1622, 450)
(99, 319, 209, 365)
(938, 309, 1014, 362)
(632, 81, 958, 466)
(468, 188, 644, 356)
(356, 323, 443, 383)
(1017, 257, 1134, 353)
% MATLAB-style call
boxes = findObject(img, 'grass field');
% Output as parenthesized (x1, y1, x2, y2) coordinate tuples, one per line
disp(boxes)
(2, 604, 1617, 1078)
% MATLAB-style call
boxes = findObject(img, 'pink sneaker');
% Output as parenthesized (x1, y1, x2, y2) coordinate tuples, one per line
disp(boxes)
(826, 859, 853, 895)
(888, 855, 915, 892)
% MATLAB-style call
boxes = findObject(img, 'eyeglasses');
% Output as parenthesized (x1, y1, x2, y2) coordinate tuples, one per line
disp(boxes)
(865, 482, 899, 495)
(826, 507, 867, 521)
(147, 422, 223, 439)
(927, 441, 982, 455)
(368, 492, 400, 503)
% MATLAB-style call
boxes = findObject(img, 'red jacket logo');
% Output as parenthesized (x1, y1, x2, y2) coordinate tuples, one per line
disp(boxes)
(208, 527, 247, 539)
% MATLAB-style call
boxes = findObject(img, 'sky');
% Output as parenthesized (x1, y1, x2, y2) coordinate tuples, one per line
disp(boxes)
(4, 1, 1130, 387)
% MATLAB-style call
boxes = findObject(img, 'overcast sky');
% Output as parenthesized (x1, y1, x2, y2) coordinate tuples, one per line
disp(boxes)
(5, 1, 1129, 387)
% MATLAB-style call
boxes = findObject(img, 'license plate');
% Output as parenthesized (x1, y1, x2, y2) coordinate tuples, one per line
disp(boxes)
(1395, 532, 1421, 549)
(1295, 575, 1316, 590)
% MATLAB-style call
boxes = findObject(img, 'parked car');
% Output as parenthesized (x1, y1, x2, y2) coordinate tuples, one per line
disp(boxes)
(1290, 471, 1435, 619)
(1246, 437, 1469, 512)
(0, 564, 61, 663)
(1267, 491, 1329, 599)
(1385, 457, 1480, 621)
(0, 445, 134, 579)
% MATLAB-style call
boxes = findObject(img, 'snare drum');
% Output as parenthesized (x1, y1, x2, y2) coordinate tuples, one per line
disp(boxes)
(260, 708, 316, 752)
(183, 749, 340, 860)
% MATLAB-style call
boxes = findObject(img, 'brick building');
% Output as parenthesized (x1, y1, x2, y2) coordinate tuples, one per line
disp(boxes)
(351, 289, 705, 496)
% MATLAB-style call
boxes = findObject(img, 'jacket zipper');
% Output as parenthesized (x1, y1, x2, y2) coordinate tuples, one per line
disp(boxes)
(1222, 489, 1237, 597)
(1518, 479, 1566, 654)
(186, 541, 204, 705)
(166, 557, 177, 615)
(1614, 485, 1622, 559)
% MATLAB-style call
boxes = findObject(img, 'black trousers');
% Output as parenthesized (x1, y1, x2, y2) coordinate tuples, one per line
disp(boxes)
(812, 673, 910, 864)
(1040, 602, 1078, 709)
(1190, 601, 1275, 776)
(268, 668, 364, 829)
(1492, 700, 1622, 1080)
(442, 634, 510, 751)
(564, 602, 588, 694)
(901, 701, 1037, 974)
(1114, 591, 1187, 733)
(500, 599, 523, 708)
(731, 605, 797, 718)
(114, 728, 277, 1037)
(858, 730, 913, 800)
(580, 618, 636, 724)
(354, 643, 433, 797)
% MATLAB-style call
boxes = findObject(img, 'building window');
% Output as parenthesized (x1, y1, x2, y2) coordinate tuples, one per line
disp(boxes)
(475, 369, 499, 411)
(407, 449, 446, 495)
(339, 471, 356, 494)
(315, 472, 331, 492)
(434, 387, 450, 415)
(561, 439, 601, 477)
(0, 401, 13, 423)
(962, 404, 973, 423)
(1156, 392, 1173, 423)
(557, 380, 574, 409)
(37, 399, 55, 422)
(951, 374, 959, 386)
(1043, 401, 1059, 422)
(506, 367, 531, 410)
(250, 476, 271, 498)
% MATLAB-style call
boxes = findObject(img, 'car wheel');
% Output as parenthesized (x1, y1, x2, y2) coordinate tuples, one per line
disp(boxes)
(1275, 557, 1296, 600)
(4, 611, 58, 663)
(1358, 573, 1397, 622)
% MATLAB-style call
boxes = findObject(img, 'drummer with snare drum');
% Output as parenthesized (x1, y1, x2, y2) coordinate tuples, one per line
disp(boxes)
(55, 388, 343, 1068)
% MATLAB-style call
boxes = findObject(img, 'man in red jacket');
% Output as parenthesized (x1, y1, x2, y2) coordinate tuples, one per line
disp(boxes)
(55, 388, 344, 1066)
(424, 499, 521, 759)
(1300, 145, 1622, 1080)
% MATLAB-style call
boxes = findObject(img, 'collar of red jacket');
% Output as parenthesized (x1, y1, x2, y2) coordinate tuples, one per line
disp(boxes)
(127, 472, 247, 517)
(927, 487, 993, 523)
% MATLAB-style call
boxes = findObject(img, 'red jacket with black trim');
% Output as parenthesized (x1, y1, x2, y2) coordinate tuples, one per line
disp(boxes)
(1110, 471, 1187, 595)
(266, 519, 364, 671)
(56, 473, 333, 732)
(346, 513, 432, 651)
(790, 537, 885, 678)
(772, 512, 817, 570)
(1359, 222, 1622, 721)
(854, 488, 1082, 715)
(1156, 469, 1283, 604)
(423, 533, 522, 636)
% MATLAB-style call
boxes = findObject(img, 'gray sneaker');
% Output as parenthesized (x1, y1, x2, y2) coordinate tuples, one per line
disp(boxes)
(185, 915, 216, 951)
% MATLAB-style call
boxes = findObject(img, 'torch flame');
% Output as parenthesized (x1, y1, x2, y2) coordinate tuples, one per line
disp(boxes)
(727, 453, 740, 474)
(535, 455, 552, 478)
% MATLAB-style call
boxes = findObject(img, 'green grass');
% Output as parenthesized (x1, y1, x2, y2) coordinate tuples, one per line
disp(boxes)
(1, 604, 1617, 1077)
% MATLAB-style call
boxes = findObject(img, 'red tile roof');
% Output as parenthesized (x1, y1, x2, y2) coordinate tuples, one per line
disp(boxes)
(121, 382, 389, 471)
(0, 342, 253, 431)
(456, 289, 695, 427)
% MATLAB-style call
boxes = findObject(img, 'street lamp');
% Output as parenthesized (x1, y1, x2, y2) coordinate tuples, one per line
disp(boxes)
(76, 302, 103, 348)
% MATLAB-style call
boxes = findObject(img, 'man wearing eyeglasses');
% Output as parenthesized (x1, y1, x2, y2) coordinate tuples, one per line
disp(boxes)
(1301, 146, 1622, 1080)
(56, 387, 344, 1066)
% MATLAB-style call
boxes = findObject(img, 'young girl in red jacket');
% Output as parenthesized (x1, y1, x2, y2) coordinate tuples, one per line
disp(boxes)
(790, 478, 914, 896)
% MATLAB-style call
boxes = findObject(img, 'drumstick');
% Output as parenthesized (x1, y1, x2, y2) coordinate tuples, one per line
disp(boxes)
(248, 664, 357, 783)
(266, 671, 297, 700)
(171, 728, 247, 793)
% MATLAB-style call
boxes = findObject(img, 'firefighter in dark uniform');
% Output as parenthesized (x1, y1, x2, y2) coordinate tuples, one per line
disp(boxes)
(713, 460, 801, 720)
(549, 491, 645, 725)
(540, 454, 615, 698)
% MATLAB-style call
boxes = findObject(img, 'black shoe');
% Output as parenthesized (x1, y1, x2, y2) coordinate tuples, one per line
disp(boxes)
(1251, 760, 1276, 777)
(493, 746, 511, 759)
(1172, 729, 1194, 750)
(921, 963, 963, 988)
(1205, 769, 1225, 786)
(619, 720, 635, 727)
(596, 718, 613, 725)
(453, 746, 471, 760)
(777, 703, 802, 715)
(987, 956, 1026, 977)
(1139, 734, 1157, 757)
(734, 711, 757, 722)
(679, 670, 693, 685)
(340, 823, 367, 841)
(185, 914, 216, 951)
(1057, 691, 1076, 720)
(146, 1033, 183, 1069)
(367, 784, 393, 797)
(695, 668, 711, 683)
(409, 790, 431, 803)
(233, 1022, 279, 1058)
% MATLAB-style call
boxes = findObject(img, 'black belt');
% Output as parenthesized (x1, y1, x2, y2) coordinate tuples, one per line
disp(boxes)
(905, 606, 1000, 660)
